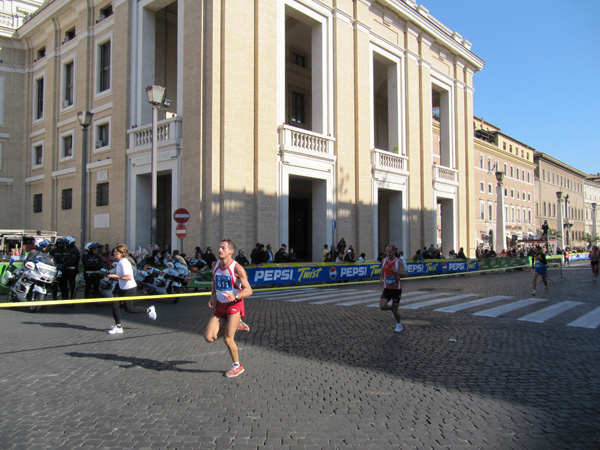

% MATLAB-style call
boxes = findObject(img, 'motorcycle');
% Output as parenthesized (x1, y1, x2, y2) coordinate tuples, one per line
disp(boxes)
(99, 266, 119, 298)
(2, 256, 58, 312)
(139, 261, 188, 303)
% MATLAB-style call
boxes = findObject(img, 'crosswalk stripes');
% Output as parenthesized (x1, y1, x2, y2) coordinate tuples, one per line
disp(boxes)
(518, 301, 583, 323)
(253, 286, 598, 329)
(399, 294, 479, 310)
(567, 307, 600, 329)
(435, 296, 513, 313)
(472, 298, 547, 317)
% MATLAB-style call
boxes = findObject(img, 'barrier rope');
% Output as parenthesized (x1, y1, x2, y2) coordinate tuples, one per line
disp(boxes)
(0, 264, 532, 309)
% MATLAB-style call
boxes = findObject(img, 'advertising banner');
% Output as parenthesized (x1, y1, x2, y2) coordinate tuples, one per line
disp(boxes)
(246, 262, 382, 287)
(478, 257, 530, 270)
(405, 260, 479, 276)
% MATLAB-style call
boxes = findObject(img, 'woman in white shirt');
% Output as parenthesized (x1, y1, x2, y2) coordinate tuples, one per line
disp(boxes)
(107, 244, 157, 334)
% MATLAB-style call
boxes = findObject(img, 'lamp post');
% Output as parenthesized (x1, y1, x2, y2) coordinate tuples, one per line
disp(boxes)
(145, 85, 166, 248)
(495, 171, 506, 253)
(593, 203, 598, 241)
(78, 110, 93, 247)
(556, 191, 564, 251)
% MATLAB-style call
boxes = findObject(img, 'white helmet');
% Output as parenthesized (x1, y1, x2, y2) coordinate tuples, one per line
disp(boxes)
(65, 236, 76, 246)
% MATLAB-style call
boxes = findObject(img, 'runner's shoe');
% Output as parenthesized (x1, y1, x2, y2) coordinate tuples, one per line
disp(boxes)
(108, 325, 123, 335)
(225, 364, 244, 378)
(395, 323, 404, 333)
(148, 305, 157, 320)
(532, 290, 536, 296)
(237, 319, 250, 332)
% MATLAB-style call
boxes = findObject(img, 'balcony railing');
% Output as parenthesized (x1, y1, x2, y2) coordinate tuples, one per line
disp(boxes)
(278, 125, 335, 160)
(127, 117, 182, 152)
(433, 164, 458, 184)
(372, 148, 408, 174)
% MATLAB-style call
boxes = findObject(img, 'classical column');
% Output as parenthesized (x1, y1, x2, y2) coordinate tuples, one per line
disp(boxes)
(495, 171, 506, 253)
(592, 203, 598, 239)
(556, 191, 564, 250)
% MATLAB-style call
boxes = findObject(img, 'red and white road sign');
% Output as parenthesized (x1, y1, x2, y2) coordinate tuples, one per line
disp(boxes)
(173, 208, 190, 224)
(175, 224, 187, 239)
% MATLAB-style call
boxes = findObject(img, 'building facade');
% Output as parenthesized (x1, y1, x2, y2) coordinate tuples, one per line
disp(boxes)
(0, 0, 485, 259)
(472, 117, 536, 251)
(584, 174, 600, 240)
(534, 152, 588, 249)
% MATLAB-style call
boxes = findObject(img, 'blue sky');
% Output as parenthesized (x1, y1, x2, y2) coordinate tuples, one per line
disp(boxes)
(422, 0, 600, 175)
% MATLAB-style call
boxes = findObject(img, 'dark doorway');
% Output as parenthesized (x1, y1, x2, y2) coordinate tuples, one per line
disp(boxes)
(156, 173, 172, 249)
(289, 177, 313, 261)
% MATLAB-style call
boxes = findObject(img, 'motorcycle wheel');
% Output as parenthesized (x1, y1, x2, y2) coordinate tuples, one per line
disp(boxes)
(28, 291, 43, 313)
(7, 290, 17, 302)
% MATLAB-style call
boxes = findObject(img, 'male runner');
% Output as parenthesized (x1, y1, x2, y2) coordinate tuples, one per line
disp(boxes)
(204, 239, 253, 377)
(379, 244, 408, 333)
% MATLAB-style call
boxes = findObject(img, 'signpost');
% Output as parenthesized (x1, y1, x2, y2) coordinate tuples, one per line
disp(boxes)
(173, 208, 189, 251)
(175, 224, 187, 239)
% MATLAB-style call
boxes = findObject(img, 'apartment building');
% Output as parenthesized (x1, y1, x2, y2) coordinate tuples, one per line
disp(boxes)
(472, 117, 536, 250)
(584, 174, 600, 239)
(0, 0, 485, 259)
(534, 152, 588, 248)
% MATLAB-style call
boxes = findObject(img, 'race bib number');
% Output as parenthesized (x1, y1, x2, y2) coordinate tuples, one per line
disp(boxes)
(385, 275, 397, 286)
(215, 274, 233, 291)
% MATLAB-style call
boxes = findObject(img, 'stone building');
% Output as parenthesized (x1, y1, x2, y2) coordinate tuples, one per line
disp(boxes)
(0, 0, 485, 260)
(534, 152, 588, 249)
(472, 117, 536, 251)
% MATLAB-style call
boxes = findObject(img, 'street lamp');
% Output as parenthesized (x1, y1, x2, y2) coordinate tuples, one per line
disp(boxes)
(145, 85, 166, 248)
(495, 171, 506, 253)
(556, 191, 564, 251)
(593, 203, 598, 241)
(78, 110, 93, 247)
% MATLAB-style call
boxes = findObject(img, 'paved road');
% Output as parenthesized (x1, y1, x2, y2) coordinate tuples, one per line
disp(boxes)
(0, 263, 598, 449)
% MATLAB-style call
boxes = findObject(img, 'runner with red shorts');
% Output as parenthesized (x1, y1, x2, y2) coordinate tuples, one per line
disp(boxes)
(379, 244, 408, 333)
(204, 239, 253, 377)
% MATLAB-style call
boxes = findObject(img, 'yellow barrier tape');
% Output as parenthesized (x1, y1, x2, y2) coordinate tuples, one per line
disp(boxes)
(0, 265, 532, 309)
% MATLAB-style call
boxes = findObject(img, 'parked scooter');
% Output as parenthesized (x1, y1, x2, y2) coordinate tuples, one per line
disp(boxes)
(2, 253, 58, 313)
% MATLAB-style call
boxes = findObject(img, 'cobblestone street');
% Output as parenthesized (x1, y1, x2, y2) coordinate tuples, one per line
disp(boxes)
(0, 263, 599, 449)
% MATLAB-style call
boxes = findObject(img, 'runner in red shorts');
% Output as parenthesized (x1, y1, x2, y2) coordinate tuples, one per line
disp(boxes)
(204, 239, 253, 377)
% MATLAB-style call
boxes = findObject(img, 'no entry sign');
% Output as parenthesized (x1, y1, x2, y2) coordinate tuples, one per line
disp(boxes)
(175, 224, 187, 239)
(173, 208, 190, 224)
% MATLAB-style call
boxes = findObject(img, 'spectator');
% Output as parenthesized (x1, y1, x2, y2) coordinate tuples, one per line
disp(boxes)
(235, 249, 250, 266)
(274, 245, 288, 263)
(203, 247, 217, 268)
(457, 247, 467, 259)
(250, 243, 261, 265)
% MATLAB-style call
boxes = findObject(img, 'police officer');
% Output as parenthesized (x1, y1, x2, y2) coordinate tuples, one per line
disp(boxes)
(82, 242, 104, 298)
(61, 236, 80, 299)
(50, 238, 69, 300)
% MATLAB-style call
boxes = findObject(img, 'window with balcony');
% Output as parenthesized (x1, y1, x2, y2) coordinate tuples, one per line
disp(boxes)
(290, 90, 306, 127)
(372, 45, 402, 153)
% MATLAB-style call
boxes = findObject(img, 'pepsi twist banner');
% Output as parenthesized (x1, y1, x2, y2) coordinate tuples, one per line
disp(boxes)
(246, 263, 382, 286)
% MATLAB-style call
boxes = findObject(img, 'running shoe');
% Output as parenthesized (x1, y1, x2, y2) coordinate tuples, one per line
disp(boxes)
(532, 290, 536, 296)
(108, 325, 123, 334)
(543, 286, 548, 293)
(395, 323, 404, 333)
(225, 364, 244, 378)
(148, 305, 157, 320)
(237, 319, 250, 332)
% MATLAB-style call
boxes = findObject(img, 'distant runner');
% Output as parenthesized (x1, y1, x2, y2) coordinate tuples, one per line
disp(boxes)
(379, 244, 408, 333)
(531, 245, 548, 295)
